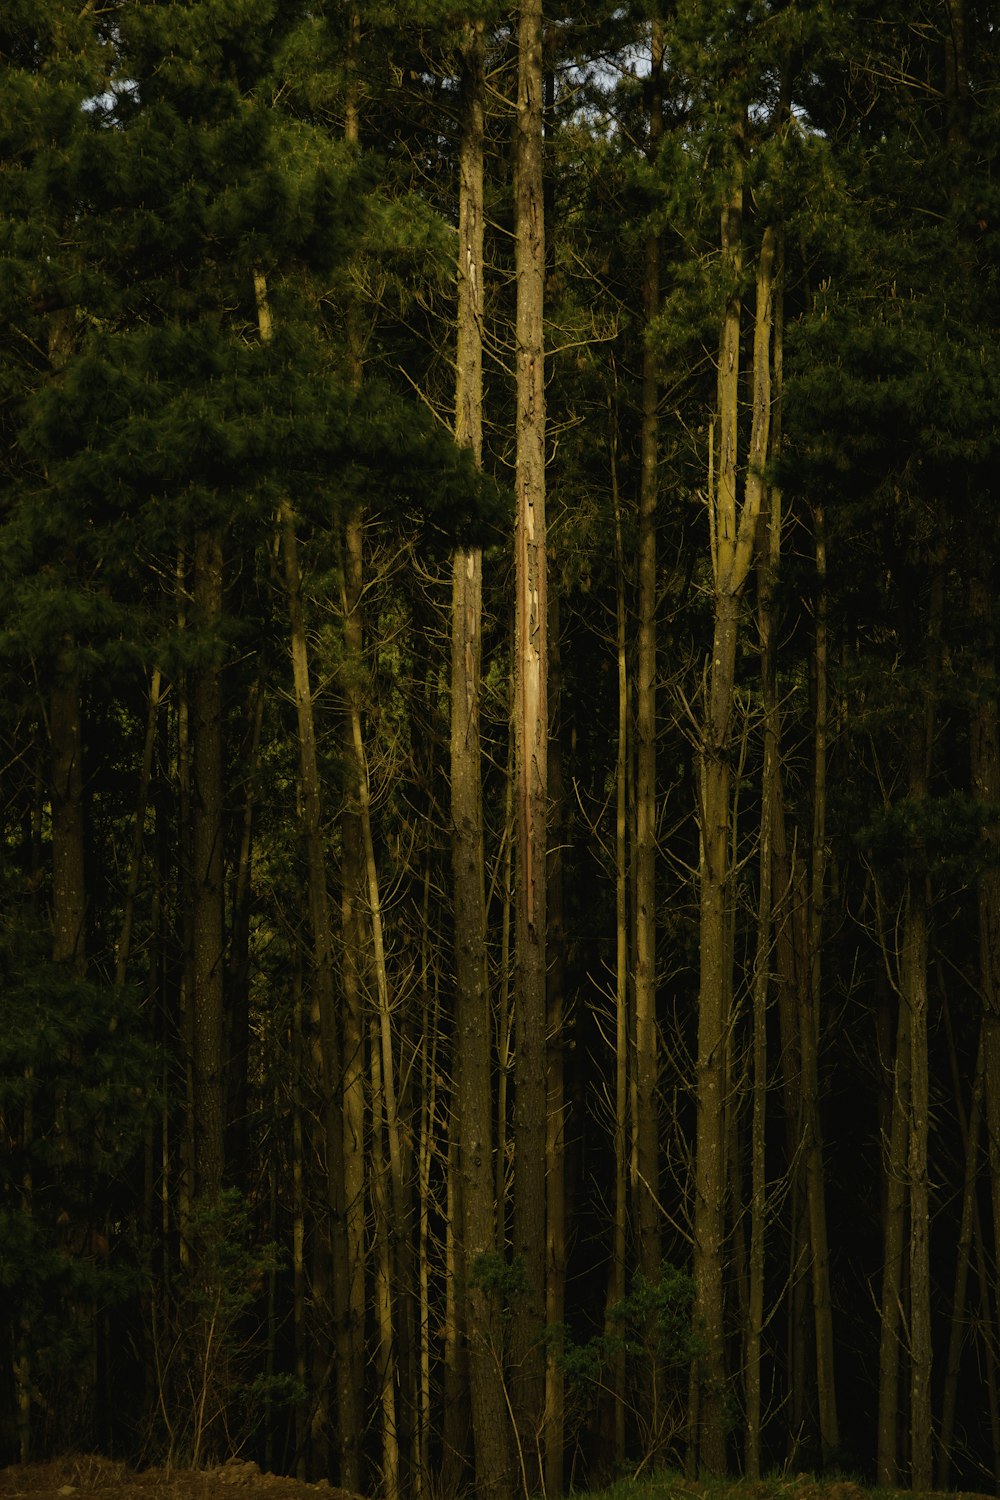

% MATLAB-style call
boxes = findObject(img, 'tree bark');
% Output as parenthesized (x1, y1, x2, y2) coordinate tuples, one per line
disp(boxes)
(691, 161, 775, 1470)
(634, 16, 663, 1309)
(191, 527, 225, 1211)
(450, 22, 512, 1489)
(512, 0, 549, 1470)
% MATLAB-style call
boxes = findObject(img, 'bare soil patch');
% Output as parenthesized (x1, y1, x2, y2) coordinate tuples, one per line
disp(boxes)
(0, 1456, 361, 1500)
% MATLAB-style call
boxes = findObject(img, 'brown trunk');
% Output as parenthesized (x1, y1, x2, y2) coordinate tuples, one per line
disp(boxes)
(451, 26, 513, 1497)
(607, 402, 628, 1469)
(339, 29, 369, 1475)
(747, 435, 782, 1480)
(876, 884, 911, 1486)
(691, 169, 776, 1471)
(512, 0, 548, 1470)
(634, 18, 663, 1307)
(546, 581, 567, 1497)
(938, 1019, 984, 1484)
(805, 500, 839, 1465)
(968, 565, 1000, 1488)
(191, 528, 225, 1211)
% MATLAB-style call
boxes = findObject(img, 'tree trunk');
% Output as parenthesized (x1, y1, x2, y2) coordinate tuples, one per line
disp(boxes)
(634, 17, 663, 1310)
(805, 500, 839, 1466)
(876, 883, 911, 1486)
(938, 1019, 984, 1485)
(969, 564, 1000, 1493)
(450, 25, 512, 1497)
(546, 580, 567, 1498)
(906, 561, 941, 1489)
(191, 528, 225, 1212)
(691, 163, 775, 1471)
(747, 426, 783, 1480)
(512, 0, 549, 1471)
(607, 402, 628, 1470)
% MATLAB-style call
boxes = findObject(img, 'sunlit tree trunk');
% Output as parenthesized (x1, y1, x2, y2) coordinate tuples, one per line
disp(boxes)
(512, 0, 548, 1469)
(451, 24, 513, 1494)
(747, 388, 782, 1478)
(691, 145, 776, 1467)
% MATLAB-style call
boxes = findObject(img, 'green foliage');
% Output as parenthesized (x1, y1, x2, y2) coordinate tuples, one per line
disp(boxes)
(144, 1189, 283, 1466)
(469, 1249, 531, 1309)
(539, 1272, 696, 1477)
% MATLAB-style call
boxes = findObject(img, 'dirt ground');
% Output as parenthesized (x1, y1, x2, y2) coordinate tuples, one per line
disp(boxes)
(1, 1460, 996, 1500)
(0, 1456, 361, 1500)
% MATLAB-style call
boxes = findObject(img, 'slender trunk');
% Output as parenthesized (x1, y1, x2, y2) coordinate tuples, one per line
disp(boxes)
(442, 1115, 470, 1495)
(608, 401, 629, 1469)
(451, 26, 512, 1497)
(635, 18, 663, 1305)
(370, 1012, 400, 1500)
(970, 568, 1000, 1478)
(176, 553, 195, 1270)
(691, 163, 775, 1470)
(805, 500, 839, 1465)
(876, 890, 911, 1486)
(546, 580, 567, 1498)
(191, 528, 225, 1211)
(907, 563, 942, 1489)
(226, 678, 263, 1185)
(339, 625, 367, 1493)
(512, 0, 548, 1467)
(747, 453, 782, 1481)
(938, 1021, 984, 1484)
(291, 965, 308, 1480)
(340, 26, 369, 1473)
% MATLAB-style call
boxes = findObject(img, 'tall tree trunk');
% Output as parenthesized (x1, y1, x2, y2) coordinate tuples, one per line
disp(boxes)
(907, 609, 939, 1492)
(256, 274, 357, 1483)
(450, 24, 512, 1497)
(545, 581, 567, 1498)
(747, 417, 783, 1481)
(191, 528, 225, 1213)
(969, 565, 1000, 1493)
(338, 24, 369, 1479)
(938, 1018, 984, 1484)
(804, 500, 839, 1466)
(634, 16, 663, 1305)
(607, 404, 629, 1470)
(691, 148, 776, 1468)
(876, 911, 910, 1486)
(512, 0, 548, 1472)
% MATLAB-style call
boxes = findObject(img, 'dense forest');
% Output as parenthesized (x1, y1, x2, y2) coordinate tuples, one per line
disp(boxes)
(1, 1, 999, 1496)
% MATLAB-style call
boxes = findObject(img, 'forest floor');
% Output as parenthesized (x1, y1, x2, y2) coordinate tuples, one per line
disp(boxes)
(0, 1460, 996, 1500)
(0, 1456, 360, 1500)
